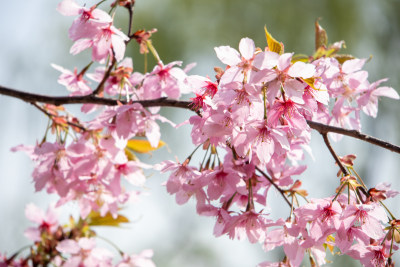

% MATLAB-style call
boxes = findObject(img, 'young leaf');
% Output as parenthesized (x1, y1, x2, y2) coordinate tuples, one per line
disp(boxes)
(324, 235, 335, 254)
(334, 54, 356, 64)
(303, 77, 317, 90)
(87, 211, 130, 227)
(264, 25, 283, 54)
(126, 139, 166, 154)
(125, 147, 137, 161)
(315, 19, 328, 51)
(291, 54, 310, 63)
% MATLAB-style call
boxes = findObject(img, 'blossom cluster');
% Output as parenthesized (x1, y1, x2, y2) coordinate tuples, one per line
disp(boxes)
(0, 204, 155, 267)
(14, 0, 192, 219)
(162, 36, 400, 266)
(8, 1, 192, 265)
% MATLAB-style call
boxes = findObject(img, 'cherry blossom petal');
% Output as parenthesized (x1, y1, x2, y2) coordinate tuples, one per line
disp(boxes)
(70, 38, 93, 55)
(91, 9, 113, 24)
(112, 34, 127, 62)
(253, 51, 279, 70)
(238, 37, 255, 60)
(342, 58, 366, 74)
(214, 46, 241, 66)
(374, 86, 399, 99)
(57, 0, 81, 16)
(25, 203, 45, 224)
(219, 66, 243, 85)
(288, 61, 315, 78)
(56, 239, 80, 254)
(277, 53, 293, 71)
(24, 228, 41, 242)
(284, 79, 306, 104)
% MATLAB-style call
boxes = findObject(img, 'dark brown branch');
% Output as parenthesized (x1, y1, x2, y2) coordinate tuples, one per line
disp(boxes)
(126, 2, 135, 37)
(91, 58, 116, 95)
(321, 133, 349, 176)
(0, 85, 192, 110)
(307, 120, 400, 154)
(1, 84, 399, 153)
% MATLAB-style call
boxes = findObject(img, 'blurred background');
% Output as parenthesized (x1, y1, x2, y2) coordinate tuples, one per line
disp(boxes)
(0, 0, 399, 266)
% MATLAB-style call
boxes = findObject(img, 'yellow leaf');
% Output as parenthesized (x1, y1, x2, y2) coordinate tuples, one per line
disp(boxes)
(313, 46, 338, 59)
(291, 54, 309, 63)
(126, 139, 165, 154)
(325, 235, 335, 254)
(302, 77, 326, 93)
(334, 54, 356, 64)
(303, 77, 316, 89)
(264, 25, 283, 54)
(87, 211, 129, 227)
(124, 147, 137, 161)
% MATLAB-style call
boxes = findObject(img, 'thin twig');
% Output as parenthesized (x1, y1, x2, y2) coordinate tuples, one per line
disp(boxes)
(322, 133, 349, 176)
(30, 102, 86, 131)
(92, 58, 116, 95)
(127, 4, 135, 38)
(255, 166, 291, 207)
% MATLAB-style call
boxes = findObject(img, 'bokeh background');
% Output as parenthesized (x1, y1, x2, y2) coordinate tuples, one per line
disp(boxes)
(1, 1, 399, 266)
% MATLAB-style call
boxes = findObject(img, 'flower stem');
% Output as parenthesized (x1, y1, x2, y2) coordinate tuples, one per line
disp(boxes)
(146, 40, 161, 63)
(97, 235, 124, 256)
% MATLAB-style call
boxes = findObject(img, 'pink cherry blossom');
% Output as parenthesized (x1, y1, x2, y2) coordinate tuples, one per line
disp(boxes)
(117, 250, 156, 267)
(159, 159, 201, 195)
(224, 210, 271, 243)
(258, 53, 315, 104)
(58, 0, 129, 62)
(88, 58, 134, 97)
(347, 243, 389, 267)
(357, 78, 399, 117)
(294, 198, 342, 242)
(143, 61, 190, 99)
(24, 203, 59, 242)
(335, 224, 370, 253)
(70, 24, 129, 62)
(56, 238, 114, 267)
(341, 203, 387, 240)
(215, 37, 280, 86)
(58, 1, 112, 47)
(375, 182, 400, 199)
(52, 64, 92, 95)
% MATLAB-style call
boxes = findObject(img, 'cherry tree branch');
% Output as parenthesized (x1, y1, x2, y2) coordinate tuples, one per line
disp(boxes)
(1, 84, 399, 154)
(126, 2, 136, 37)
(0, 85, 192, 110)
(91, 58, 117, 95)
(306, 120, 400, 154)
